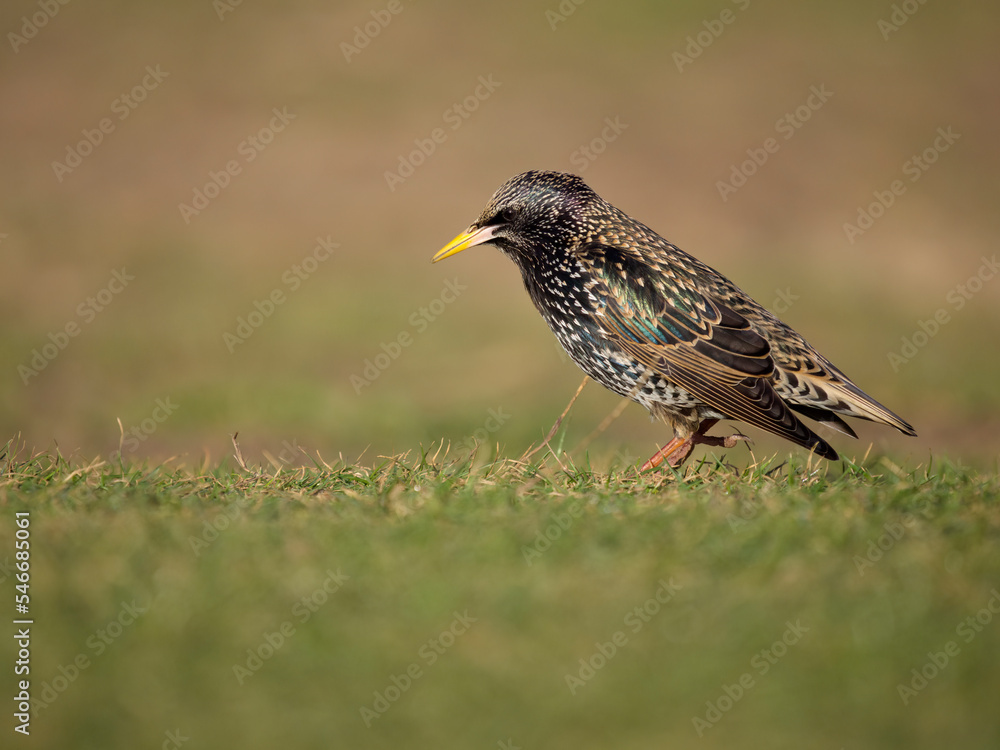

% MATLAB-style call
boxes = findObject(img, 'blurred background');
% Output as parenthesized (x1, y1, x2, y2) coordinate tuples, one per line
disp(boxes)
(2, 0, 998, 468)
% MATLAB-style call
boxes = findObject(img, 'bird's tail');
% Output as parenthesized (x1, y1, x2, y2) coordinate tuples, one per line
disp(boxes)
(791, 372, 917, 437)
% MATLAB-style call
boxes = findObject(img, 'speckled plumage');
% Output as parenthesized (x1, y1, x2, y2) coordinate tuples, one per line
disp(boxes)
(433, 170, 916, 467)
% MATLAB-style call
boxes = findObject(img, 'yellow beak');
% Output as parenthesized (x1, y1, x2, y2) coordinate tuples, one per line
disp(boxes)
(432, 224, 503, 263)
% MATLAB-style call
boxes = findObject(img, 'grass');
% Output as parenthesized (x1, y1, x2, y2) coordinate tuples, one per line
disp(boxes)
(2, 437, 999, 750)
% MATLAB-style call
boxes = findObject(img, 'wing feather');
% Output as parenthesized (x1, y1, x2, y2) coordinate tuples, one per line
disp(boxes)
(580, 243, 838, 459)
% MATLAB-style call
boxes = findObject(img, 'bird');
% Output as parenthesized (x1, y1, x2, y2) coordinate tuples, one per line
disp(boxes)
(432, 170, 916, 470)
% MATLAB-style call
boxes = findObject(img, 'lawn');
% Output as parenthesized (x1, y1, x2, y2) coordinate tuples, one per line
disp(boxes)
(3, 441, 998, 749)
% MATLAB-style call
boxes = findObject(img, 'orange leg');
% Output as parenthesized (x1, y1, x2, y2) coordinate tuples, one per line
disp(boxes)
(641, 435, 695, 471)
(641, 420, 750, 471)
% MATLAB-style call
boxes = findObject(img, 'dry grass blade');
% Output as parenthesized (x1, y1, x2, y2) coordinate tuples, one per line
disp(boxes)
(231, 433, 251, 473)
(520, 376, 589, 463)
(572, 397, 630, 457)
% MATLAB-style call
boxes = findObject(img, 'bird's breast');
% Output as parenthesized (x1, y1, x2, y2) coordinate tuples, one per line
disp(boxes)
(517, 257, 711, 418)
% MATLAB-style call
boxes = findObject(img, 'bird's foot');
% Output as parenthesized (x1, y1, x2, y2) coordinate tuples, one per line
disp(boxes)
(640, 436, 693, 472)
(696, 431, 752, 450)
(641, 422, 752, 472)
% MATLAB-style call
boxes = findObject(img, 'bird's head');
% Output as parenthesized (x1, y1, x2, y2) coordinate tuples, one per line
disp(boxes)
(432, 171, 599, 266)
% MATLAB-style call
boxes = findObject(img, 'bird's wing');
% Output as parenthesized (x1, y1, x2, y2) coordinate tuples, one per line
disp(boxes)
(739, 309, 917, 436)
(578, 242, 838, 459)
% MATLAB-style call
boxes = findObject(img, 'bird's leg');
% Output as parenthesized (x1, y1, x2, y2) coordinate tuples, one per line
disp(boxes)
(640, 435, 694, 471)
(641, 420, 752, 471)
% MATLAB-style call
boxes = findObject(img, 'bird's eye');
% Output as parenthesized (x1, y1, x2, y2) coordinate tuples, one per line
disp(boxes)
(500, 206, 520, 223)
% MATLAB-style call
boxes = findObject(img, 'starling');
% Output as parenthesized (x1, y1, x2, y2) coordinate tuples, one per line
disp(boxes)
(432, 171, 916, 469)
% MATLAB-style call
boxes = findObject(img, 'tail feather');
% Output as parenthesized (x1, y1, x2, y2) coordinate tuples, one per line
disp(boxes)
(788, 403, 859, 439)
(790, 372, 917, 437)
(835, 381, 917, 436)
